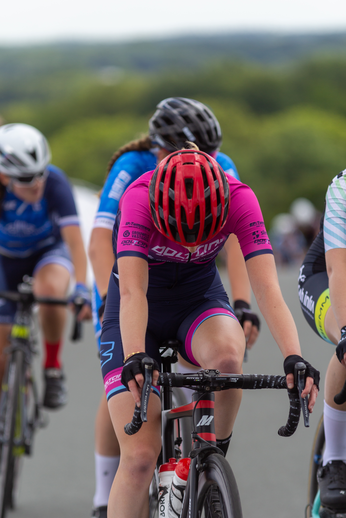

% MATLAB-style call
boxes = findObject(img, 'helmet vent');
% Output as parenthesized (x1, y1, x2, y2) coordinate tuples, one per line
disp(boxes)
(182, 115, 193, 124)
(169, 167, 176, 190)
(3, 152, 26, 167)
(27, 149, 37, 162)
(162, 116, 174, 126)
(184, 178, 194, 199)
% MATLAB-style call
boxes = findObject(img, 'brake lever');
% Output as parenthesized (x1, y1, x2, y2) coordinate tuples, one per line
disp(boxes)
(140, 357, 154, 423)
(295, 361, 309, 428)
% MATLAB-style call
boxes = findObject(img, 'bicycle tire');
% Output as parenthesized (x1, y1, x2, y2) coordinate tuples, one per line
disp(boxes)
(195, 453, 243, 518)
(306, 413, 325, 518)
(0, 349, 23, 518)
(149, 467, 159, 518)
(172, 387, 192, 458)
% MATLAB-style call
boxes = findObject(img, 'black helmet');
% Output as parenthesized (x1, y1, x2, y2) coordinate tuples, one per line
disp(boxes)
(149, 97, 222, 153)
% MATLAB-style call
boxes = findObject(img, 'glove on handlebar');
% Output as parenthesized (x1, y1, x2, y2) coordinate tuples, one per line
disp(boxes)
(233, 300, 261, 331)
(69, 283, 91, 307)
(336, 327, 346, 363)
(121, 352, 160, 391)
(283, 354, 320, 390)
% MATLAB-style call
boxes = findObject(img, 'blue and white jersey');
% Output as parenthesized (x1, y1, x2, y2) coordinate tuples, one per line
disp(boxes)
(0, 165, 79, 258)
(216, 151, 240, 181)
(93, 151, 157, 231)
(324, 170, 346, 252)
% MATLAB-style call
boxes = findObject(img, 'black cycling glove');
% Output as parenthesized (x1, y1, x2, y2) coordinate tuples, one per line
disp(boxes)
(233, 300, 261, 331)
(283, 354, 320, 390)
(121, 352, 160, 391)
(336, 326, 346, 363)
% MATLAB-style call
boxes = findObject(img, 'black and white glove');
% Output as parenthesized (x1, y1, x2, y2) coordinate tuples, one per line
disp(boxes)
(233, 300, 261, 331)
(336, 326, 346, 363)
(283, 354, 320, 390)
(121, 352, 160, 391)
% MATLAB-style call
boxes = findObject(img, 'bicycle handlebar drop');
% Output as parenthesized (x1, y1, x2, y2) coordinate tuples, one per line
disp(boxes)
(124, 358, 310, 438)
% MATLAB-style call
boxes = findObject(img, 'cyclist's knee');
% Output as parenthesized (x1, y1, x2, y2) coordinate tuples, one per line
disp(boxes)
(215, 352, 243, 374)
(122, 443, 159, 478)
(198, 339, 244, 373)
(34, 265, 69, 298)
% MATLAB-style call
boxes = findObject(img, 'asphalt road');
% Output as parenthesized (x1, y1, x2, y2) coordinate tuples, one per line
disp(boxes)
(9, 266, 333, 518)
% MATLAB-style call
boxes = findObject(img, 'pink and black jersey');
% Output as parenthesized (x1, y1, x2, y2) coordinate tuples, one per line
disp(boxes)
(113, 170, 272, 281)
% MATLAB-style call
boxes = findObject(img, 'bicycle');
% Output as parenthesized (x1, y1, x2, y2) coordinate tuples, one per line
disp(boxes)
(125, 345, 310, 518)
(0, 276, 82, 518)
(306, 382, 346, 518)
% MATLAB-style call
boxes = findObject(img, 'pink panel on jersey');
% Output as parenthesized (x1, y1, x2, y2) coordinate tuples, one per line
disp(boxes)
(185, 308, 238, 365)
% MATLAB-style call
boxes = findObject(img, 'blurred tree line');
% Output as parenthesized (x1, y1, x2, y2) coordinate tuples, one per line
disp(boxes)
(1, 49, 346, 225)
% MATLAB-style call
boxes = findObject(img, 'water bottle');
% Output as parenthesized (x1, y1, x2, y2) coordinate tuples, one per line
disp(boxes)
(158, 458, 177, 518)
(168, 457, 191, 518)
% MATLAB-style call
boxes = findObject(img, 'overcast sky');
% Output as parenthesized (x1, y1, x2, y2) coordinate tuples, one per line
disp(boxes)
(1, 0, 346, 45)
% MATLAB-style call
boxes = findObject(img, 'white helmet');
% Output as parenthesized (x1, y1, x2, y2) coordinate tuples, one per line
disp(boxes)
(0, 123, 51, 177)
(290, 198, 316, 227)
(271, 213, 297, 235)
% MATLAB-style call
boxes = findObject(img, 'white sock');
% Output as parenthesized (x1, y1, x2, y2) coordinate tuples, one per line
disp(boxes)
(323, 400, 346, 465)
(93, 453, 120, 508)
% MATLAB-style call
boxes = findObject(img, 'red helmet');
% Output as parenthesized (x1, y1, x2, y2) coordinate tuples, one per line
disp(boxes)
(149, 150, 230, 246)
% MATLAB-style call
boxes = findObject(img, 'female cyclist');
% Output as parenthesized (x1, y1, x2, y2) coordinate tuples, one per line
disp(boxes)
(88, 97, 260, 517)
(0, 123, 91, 409)
(101, 147, 319, 518)
(298, 171, 346, 516)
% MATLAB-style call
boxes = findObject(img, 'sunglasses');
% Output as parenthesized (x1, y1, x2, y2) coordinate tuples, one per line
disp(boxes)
(12, 170, 47, 186)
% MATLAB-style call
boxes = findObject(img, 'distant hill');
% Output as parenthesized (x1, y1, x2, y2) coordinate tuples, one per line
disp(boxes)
(1, 31, 346, 79)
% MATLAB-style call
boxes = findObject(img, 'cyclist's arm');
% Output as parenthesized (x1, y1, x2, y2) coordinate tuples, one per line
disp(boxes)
(89, 227, 114, 298)
(61, 224, 91, 319)
(246, 253, 318, 410)
(118, 255, 157, 405)
(324, 175, 346, 358)
(225, 234, 251, 301)
(224, 234, 259, 347)
(326, 248, 346, 354)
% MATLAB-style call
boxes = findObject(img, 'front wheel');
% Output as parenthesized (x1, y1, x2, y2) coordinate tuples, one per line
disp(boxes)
(0, 350, 23, 518)
(306, 414, 324, 518)
(196, 453, 243, 518)
(149, 467, 159, 518)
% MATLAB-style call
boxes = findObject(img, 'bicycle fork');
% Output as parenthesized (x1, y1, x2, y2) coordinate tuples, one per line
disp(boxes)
(183, 391, 218, 518)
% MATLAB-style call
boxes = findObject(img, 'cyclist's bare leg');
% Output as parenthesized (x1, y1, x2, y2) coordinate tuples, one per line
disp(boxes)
(325, 354, 346, 410)
(107, 391, 161, 518)
(95, 392, 119, 455)
(0, 324, 11, 386)
(93, 393, 120, 509)
(34, 264, 70, 343)
(191, 314, 245, 439)
(319, 305, 346, 476)
(324, 305, 346, 410)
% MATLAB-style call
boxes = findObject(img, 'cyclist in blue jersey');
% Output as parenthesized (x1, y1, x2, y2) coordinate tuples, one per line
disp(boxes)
(298, 171, 346, 516)
(88, 97, 260, 518)
(0, 123, 91, 409)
